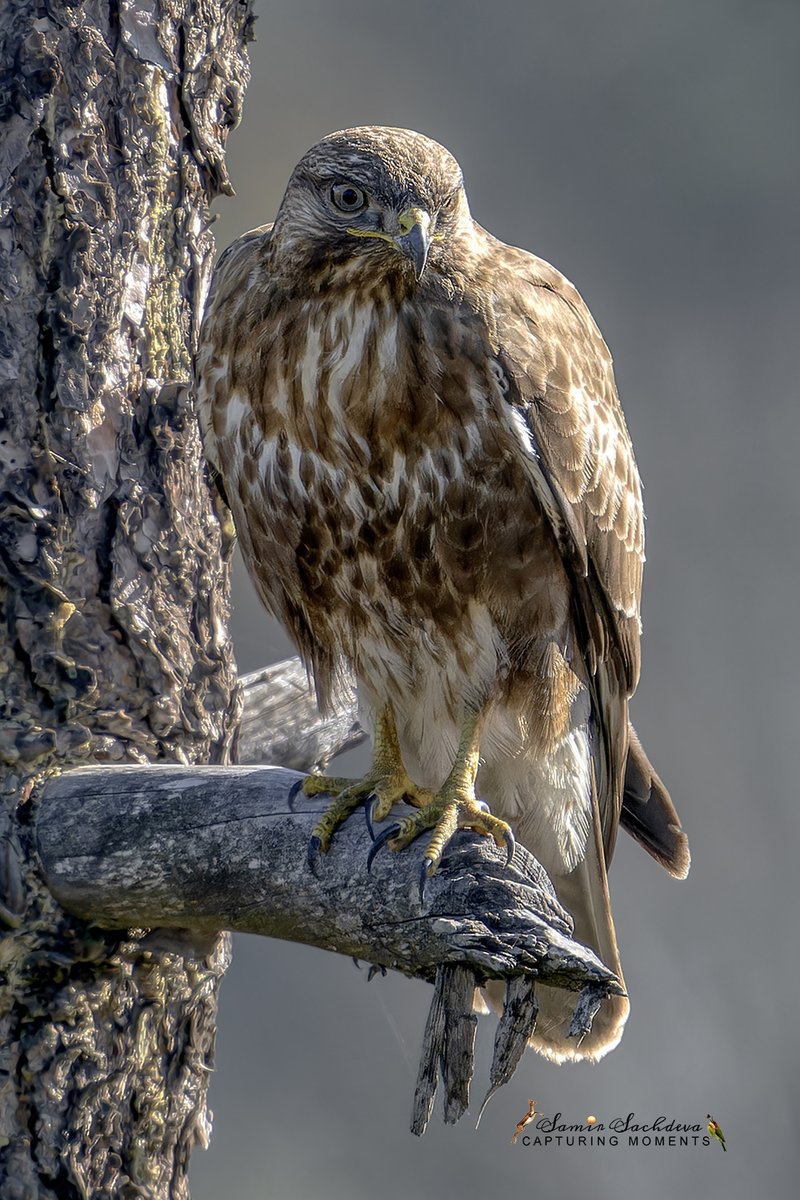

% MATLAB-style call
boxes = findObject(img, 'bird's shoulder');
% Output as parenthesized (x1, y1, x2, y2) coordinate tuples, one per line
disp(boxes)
(196, 225, 277, 471)
(202, 223, 276, 332)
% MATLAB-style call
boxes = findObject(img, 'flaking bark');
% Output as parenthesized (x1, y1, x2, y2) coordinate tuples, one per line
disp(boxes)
(0, 2, 252, 1196)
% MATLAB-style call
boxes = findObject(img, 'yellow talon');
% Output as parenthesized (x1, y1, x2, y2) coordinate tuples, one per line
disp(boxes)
(387, 790, 514, 871)
(305, 704, 515, 879)
(302, 775, 358, 799)
(376, 711, 516, 878)
(302, 705, 432, 857)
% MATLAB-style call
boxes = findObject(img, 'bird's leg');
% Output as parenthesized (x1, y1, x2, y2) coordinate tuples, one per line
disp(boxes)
(302, 704, 432, 857)
(370, 710, 515, 880)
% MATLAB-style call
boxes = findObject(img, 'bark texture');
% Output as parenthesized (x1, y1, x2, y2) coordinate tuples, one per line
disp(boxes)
(0, 2, 252, 1195)
(36, 765, 616, 993)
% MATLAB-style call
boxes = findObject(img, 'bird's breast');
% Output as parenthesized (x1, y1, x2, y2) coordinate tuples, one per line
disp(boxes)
(217, 291, 572, 717)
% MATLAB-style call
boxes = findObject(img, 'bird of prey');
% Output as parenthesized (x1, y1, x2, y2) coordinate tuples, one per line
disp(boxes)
(197, 126, 689, 1062)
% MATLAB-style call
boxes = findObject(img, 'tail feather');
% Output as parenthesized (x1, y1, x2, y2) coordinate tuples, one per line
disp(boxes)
(622, 725, 690, 880)
(483, 767, 628, 1063)
(481, 724, 688, 1060)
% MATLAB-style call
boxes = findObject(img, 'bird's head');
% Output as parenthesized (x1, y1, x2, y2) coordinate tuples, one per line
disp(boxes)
(270, 126, 472, 285)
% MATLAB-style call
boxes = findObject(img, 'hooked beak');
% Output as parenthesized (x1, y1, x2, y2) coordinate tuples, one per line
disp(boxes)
(393, 207, 431, 279)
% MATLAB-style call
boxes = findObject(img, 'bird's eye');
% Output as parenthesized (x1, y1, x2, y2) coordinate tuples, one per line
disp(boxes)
(330, 182, 367, 213)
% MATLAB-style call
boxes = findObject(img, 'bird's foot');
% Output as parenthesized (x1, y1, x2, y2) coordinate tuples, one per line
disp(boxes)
(367, 782, 515, 890)
(301, 769, 433, 862)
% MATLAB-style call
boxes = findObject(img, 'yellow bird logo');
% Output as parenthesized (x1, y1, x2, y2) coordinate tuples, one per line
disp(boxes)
(706, 1114, 727, 1151)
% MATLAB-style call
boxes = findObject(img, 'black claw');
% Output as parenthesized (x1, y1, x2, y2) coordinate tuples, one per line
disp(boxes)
(503, 827, 516, 867)
(364, 793, 379, 840)
(418, 858, 433, 903)
(287, 778, 304, 811)
(366, 823, 400, 872)
(307, 834, 323, 871)
(367, 963, 387, 982)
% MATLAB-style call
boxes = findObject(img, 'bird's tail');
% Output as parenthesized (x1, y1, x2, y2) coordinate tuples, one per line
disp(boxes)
(482, 766, 628, 1062)
(524, 782, 628, 1062)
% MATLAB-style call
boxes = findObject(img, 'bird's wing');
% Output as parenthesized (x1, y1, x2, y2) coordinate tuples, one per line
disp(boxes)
(487, 241, 645, 856)
(490, 244, 643, 687)
(197, 222, 275, 475)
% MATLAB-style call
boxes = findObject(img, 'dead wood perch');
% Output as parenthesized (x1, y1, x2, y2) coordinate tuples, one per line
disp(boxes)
(36, 760, 620, 1134)
(236, 659, 367, 771)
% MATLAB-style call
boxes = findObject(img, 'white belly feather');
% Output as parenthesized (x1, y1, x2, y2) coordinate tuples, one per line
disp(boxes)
(356, 605, 593, 879)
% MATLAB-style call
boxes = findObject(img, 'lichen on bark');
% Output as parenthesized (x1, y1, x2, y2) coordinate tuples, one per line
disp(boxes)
(0, 2, 253, 1195)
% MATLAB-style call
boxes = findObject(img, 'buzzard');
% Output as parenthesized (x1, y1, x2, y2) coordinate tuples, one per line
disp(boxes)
(197, 126, 689, 1062)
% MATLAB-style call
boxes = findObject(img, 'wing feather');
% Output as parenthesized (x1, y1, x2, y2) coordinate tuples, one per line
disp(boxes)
(487, 245, 645, 852)
(492, 251, 644, 691)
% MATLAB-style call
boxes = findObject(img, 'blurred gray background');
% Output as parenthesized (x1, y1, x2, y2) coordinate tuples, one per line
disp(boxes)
(191, 1, 800, 1196)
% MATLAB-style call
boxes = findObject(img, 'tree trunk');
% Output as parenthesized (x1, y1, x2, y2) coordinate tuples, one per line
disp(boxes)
(0, 2, 252, 1195)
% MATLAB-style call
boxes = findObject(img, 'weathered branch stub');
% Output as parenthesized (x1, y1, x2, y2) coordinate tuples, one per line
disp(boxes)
(237, 659, 366, 771)
(36, 761, 620, 1131)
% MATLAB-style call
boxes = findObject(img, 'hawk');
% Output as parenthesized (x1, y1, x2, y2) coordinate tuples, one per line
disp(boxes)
(197, 126, 689, 1062)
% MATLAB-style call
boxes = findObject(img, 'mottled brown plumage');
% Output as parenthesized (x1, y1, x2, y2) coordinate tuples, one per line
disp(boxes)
(197, 126, 689, 1062)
